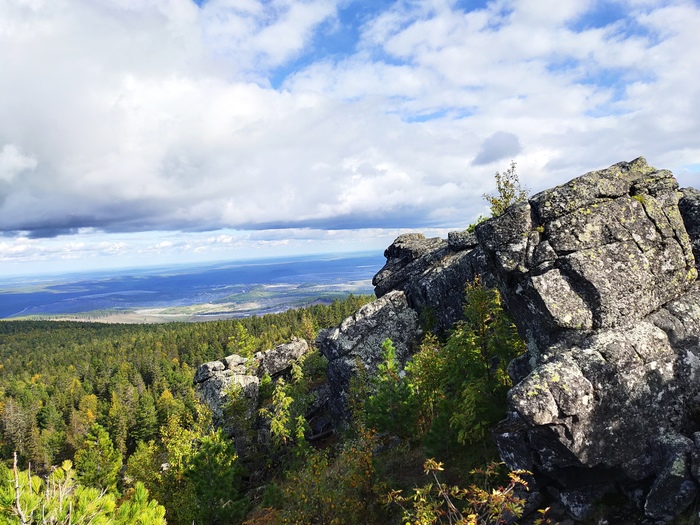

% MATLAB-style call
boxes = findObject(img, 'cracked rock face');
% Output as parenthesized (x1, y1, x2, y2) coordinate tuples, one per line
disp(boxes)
(476, 158, 697, 355)
(485, 159, 700, 522)
(372, 232, 491, 334)
(680, 187, 700, 270)
(316, 290, 421, 422)
(367, 158, 700, 522)
(255, 337, 309, 377)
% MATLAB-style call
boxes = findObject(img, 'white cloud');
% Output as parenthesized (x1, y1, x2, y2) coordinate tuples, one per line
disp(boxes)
(0, 144, 37, 183)
(1, 0, 700, 273)
(199, 0, 339, 73)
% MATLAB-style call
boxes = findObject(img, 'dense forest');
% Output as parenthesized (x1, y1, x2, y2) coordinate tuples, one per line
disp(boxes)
(0, 285, 543, 524)
(0, 295, 372, 523)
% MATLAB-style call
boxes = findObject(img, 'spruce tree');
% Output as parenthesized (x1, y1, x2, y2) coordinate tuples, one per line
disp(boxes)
(74, 423, 123, 494)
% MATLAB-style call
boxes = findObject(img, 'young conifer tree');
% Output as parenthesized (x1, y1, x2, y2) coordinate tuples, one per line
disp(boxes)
(482, 161, 528, 217)
(74, 423, 123, 494)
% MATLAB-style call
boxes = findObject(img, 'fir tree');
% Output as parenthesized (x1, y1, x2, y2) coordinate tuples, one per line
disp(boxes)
(74, 423, 123, 494)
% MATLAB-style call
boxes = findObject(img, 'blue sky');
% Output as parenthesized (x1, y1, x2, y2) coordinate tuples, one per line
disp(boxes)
(1, 0, 700, 276)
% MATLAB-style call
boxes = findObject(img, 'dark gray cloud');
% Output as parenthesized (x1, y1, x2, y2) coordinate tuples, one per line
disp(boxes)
(237, 206, 442, 232)
(471, 132, 522, 166)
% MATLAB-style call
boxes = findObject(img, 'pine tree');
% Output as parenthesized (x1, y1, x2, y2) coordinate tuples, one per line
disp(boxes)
(132, 392, 158, 444)
(74, 423, 123, 494)
(365, 339, 417, 438)
(0, 458, 166, 525)
(187, 429, 248, 524)
(115, 482, 167, 525)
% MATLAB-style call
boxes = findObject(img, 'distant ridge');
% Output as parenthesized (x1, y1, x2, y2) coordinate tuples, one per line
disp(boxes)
(0, 253, 384, 321)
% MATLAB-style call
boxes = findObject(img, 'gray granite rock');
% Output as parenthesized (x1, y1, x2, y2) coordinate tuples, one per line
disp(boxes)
(255, 337, 309, 377)
(316, 290, 421, 422)
(681, 187, 700, 270)
(371, 158, 700, 522)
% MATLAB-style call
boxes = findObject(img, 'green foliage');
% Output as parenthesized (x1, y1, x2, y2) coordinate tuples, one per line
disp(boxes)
(346, 357, 371, 427)
(449, 280, 525, 445)
(74, 423, 123, 494)
(187, 429, 249, 524)
(358, 281, 525, 458)
(0, 458, 165, 525)
(482, 161, 528, 217)
(126, 407, 248, 525)
(0, 289, 536, 524)
(301, 349, 328, 384)
(255, 351, 325, 464)
(365, 339, 418, 439)
(466, 215, 487, 233)
(227, 323, 259, 358)
(260, 481, 285, 509)
(0, 293, 371, 473)
(277, 427, 383, 525)
(262, 380, 296, 448)
(115, 482, 168, 525)
(125, 440, 160, 492)
(132, 392, 159, 445)
(258, 373, 274, 401)
(223, 382, 257, 455)
(407, 280, 524, 454)
(259, 377, 310, 456)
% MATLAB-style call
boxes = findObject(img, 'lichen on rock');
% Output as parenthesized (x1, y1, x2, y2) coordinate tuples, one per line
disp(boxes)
(367, 157, 700, 523)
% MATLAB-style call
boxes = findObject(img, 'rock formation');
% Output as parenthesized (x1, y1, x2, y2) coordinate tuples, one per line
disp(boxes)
(194, 337, 309, 453)
(337, 157, 700, 522)
(194, 353, 260, 428)
(316, 290, 421, 422)
(372, 232, 492, 334)
(681, 187, 700, 270)
(198, 156, 700, 522)
(483, 159, 700, 522)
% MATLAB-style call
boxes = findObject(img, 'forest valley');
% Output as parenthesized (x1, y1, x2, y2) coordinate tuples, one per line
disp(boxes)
(0, 284, 553, 525)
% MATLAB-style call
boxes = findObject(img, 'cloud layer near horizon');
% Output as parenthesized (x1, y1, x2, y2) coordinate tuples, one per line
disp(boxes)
(2, 0, 700, 269)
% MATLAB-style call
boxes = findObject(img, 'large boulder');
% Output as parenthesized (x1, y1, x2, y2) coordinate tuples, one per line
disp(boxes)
(485, 159, 700, 521)
(316, 290, 421, 422)
(476, 158, 696, 355)
(255, 337, 308, 377)
(370, 157, 700, 522)
(680, 187, 700, 270)
(194, 338, 311, 455)
(372, 232, 491, 334)
(194, 354, 259, 427)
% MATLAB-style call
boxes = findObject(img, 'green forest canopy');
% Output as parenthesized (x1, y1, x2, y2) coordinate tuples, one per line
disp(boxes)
(0, 287, 535, 525)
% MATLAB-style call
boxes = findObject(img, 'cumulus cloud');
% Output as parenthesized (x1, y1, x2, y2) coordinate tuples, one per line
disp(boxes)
(1, 0, 700, 271)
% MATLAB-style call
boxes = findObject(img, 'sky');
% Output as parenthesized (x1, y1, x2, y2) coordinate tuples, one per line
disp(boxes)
(1, 0, 700, 276)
